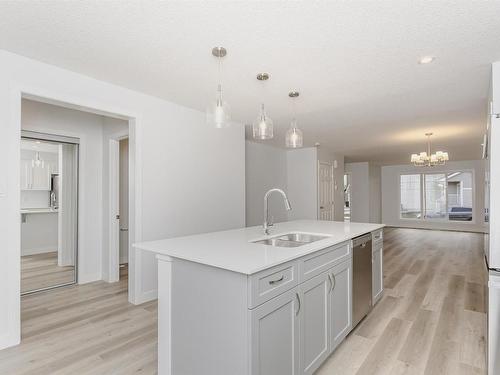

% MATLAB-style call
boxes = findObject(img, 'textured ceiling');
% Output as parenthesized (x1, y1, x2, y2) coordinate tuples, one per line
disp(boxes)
(1, 1, 499, 164)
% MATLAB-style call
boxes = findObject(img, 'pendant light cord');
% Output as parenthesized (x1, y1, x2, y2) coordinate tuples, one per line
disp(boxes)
(291, 96, 297, 129)
(217, 55, 223, 101)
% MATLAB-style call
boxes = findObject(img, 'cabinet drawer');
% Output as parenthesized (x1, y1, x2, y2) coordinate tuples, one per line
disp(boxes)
(248, 262, 298, 309)
(372, 229, 383, 244)
(298, 241, 351, 283)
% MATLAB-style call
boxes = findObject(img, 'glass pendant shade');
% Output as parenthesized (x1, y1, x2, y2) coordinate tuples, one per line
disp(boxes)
(32, 152, 44, 168)
(206, 84, 230, 128)
(253, 104, 273, 140)
(285, 119, 303, 148)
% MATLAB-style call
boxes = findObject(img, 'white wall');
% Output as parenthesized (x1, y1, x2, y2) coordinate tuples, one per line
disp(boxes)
(317, 148, 345, 221)
(494, 61, 500, 113)
(345, 162, 382, 224)
(381, 160, 486, 232)
(0, 50, 245, 350)
(22, 99, 106, 283)
(369, 164, 382, 223)
(287, 148, 318, 221)
(245, 141, 288, 226)
(20, 190, 50, 209)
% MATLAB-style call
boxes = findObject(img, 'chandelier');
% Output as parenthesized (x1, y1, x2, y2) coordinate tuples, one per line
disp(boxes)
(410, 133, 449, 166)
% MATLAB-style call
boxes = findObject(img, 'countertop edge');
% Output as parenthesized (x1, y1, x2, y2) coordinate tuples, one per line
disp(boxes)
(134, 222, 385, 275)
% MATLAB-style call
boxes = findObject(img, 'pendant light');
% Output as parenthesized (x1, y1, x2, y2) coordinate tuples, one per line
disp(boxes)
(206, 46, 231, 128)
(32, 151, 44, 168)
(253, 73, 273, 140)
(285, 91, 303, 148)
(410, 132, 449, 166)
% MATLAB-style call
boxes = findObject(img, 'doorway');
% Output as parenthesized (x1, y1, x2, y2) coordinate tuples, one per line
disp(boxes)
(318, 162, 334, 220)
(119, 138, 129, 280)
(107, 130, 130, 283)
(20, 132, 79, 294)
(344, 173, 351, 222)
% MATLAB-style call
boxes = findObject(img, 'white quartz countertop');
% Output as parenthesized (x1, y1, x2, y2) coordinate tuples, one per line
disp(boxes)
(20, 208, 58, 214)
(134, 220, 385, 275)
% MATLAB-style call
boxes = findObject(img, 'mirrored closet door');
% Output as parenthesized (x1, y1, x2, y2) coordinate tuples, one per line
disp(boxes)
(20, 132, 79, 294)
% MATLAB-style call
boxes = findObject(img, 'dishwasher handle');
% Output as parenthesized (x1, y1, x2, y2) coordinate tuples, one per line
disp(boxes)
(352, 234, 372, 248)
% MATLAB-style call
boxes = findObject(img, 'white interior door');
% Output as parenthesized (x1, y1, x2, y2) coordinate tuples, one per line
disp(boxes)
(318, 162, 334, 220)
(108, 139, 120, 282)
(119, 138, 129, 265)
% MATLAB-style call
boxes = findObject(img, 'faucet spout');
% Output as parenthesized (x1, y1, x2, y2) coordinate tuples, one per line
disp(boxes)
(263, 188, 292, 235)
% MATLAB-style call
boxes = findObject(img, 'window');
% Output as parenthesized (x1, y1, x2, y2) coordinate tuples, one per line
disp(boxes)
(424, 174, 446, 219)
(400, 174, 421, 219)
(400, 171, 473, 222)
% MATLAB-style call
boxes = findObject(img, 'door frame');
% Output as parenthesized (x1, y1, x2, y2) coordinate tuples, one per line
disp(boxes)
(343, 172, 352, 222)
(107, 133, 129, 283)
(12, 86, 143, 306)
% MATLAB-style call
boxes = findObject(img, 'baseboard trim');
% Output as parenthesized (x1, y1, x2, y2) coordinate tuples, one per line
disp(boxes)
(78, 273, 101, 285)
(132, 288, 157, 305)
(0, 332, 20, 351)
(21, 247, 57, 256)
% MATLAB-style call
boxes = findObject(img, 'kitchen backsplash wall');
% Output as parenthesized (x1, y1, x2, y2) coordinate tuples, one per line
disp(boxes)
(21, 190, 50, 209)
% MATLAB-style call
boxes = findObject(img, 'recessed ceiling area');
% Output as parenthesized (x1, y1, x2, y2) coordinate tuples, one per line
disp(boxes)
(1, 1, 499, 164)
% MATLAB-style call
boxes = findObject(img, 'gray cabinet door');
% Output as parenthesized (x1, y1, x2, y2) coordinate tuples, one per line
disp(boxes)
(372, 243, 383, 304)
(298, 272, 330, 375)
(329, 258, 353, 353)
(250, 288, 300, 375)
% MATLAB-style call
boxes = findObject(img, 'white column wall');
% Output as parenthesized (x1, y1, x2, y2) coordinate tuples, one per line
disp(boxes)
(286, 147, 318, 221)
(345, 162, 370, 223)
(245, 141, 288, 227)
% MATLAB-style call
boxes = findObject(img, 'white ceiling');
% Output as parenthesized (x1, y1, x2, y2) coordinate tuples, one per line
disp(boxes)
(1, 1, 500, 164)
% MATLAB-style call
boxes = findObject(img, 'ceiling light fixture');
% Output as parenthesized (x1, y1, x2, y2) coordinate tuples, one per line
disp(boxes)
(206, 46, 231, 128)
(419, 56, 435, 65)
(32, 151, 44, 168)
(253, 73, 273, 140)
(410, 133, 449, 166)
(285, 91, 303, 148)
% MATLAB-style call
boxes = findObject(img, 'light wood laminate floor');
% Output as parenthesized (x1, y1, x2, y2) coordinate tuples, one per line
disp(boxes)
(317, 227, 486, 375)
(1, 228, 486, 374)
(21, 252, 75, 294)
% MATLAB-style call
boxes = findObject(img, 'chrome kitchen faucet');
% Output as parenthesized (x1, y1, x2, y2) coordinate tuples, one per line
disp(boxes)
(263, 188, 292, 235)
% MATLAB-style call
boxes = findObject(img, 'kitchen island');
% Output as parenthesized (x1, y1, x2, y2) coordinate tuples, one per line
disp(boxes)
(134, 220, 384, 375)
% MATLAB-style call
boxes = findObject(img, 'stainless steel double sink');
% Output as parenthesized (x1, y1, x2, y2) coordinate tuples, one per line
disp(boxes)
(251, 232, 330, 248)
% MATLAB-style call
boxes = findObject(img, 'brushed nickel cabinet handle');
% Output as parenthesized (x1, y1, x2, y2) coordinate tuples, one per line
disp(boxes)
(331, 273, 336, 292)
(328, 274, 333, 293)
(269, 275, 284, 285)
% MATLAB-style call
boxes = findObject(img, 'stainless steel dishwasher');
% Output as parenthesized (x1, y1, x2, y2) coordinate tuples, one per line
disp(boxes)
(352, 233, 373, 328)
